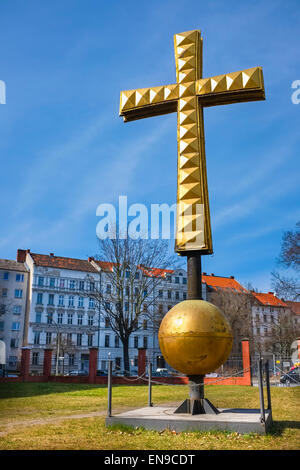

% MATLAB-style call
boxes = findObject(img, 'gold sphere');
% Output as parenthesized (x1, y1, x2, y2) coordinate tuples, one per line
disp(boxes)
(158, 300, 233, 376)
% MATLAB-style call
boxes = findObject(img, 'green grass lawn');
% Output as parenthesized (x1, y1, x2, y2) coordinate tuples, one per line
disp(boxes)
(0, 382, 299, 450)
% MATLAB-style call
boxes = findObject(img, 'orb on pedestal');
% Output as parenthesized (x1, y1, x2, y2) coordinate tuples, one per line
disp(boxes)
(158, 300, 233, 376)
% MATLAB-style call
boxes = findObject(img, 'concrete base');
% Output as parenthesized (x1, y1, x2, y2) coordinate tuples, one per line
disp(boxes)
(106, 406, 273, 435)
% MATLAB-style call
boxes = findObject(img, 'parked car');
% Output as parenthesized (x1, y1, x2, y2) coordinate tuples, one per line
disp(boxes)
(67, 369, 88, 376)
(96, 370, 108, 376)
(153, 368, 171, 377)
(280, 367, 300, 385)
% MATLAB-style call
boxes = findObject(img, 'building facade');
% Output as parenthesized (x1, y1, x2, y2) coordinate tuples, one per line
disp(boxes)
(0, 259, 29, 370)
(0, 248, 298, 374)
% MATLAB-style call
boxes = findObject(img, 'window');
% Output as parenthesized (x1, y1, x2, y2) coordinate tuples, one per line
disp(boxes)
(47, 313, 53, 324)
(182, 277, 187, 285)
(88, 334, 93, 347)
(134, 272, 140, 280)
(105, 335, 110, 347)
(12, 322, 20, 331)
(14, 289, 23, 298)
(115, 335, 119, 348)
(49, 277, 55, 288)
(37, 293, 43, 304)
(89, 298, 95, 309)
(158, 304, 164, 314)
(57, 312, 63, 324)
(10, 338, 19, 348)
(68, 295, 74, 307)
(16, 273, 24, 282)
(134, 336, 139, 348)
(67, 313, 73, 325)
(125, 270, 130, 279)
(13, 305, 21, 315)
(58, 295, 64, 306)
(105, 301, 110, 310)
(33, 331, 40, 345)
(77, 334, 82, 346)
(35, 313, 41, 323)
(59, 279, 65, 289)
(143, 289, 147, 297)
(143, 319, 148, 330)
(0, 321, 4, 331)
(183, 292, 187, 300)
(88, 315, 94, 326)
(175, 277, 179, 284)
(106, 284, 111, 294)
(167, 275, 172, 283)
(77, 314, 83, 325)
(89, 282, 95, 291)
(69, 280, 76, 290)
(32, 352, 39, 365)
(38, 276, 44, 287)
(78, 297, 84, 308)
(175, 291, 179, 300)
(68, 353, 75, 366)
(46, 332, 52, 345)
(9, 356, 18, 367)
(67, 333, 72, 345)
(125, 302, 129, 312)
(143, 336, 148, 349)
(105, 317, 110, 328)
(125, 286, 130, 296)
(2, 288, 7, 297)
(158, 290, 163, 298)
(3, 272, 9, 280)
(167, 291, 172, 299)
(79, 280, 84, 291)
(48, 294, 54, 305)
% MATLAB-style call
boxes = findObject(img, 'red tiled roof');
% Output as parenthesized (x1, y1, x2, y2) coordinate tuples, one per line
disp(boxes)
(0, 259, 28, 272)
(252, 292, 287, 307)
(202, 274, 247, 292)
(285, 301, 300, 315)
(30, 253, 98, 273)
(139, 266, 174, 278)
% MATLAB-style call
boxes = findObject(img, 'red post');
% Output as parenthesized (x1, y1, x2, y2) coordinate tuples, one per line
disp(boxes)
(43, 349, 53, 379)
(138, 348, 147, 377)
(20, 347, 31, 381)
(241, 339, 251, 386)
(88, 348, 98, 384)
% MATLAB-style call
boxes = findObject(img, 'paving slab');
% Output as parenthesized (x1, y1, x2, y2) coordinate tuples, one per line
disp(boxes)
(106, 406, 272, 434)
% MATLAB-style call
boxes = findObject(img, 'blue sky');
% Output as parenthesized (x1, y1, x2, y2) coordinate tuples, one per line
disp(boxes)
(0, 0, 299, 292)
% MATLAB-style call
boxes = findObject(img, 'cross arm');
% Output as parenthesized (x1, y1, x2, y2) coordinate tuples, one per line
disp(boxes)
(119, 84, 179, 122)
(196, 66, 265, 107)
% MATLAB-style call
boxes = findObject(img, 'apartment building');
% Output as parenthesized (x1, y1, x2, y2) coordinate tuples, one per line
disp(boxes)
(0, 259, 29, 369)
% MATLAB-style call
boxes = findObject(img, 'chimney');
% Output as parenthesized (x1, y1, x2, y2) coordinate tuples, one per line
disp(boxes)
(203, 272, 207, 275)
(17, 249, 30, 263)
(49, 253, 54, 257)
(230, 275, 235, 279)
(88, 257, 94, 262)
(210, 273, 214, 276)
(268, 292, 274, 295)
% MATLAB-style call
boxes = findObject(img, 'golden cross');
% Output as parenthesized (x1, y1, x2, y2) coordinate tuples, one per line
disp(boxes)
(120, 30, 265, 255)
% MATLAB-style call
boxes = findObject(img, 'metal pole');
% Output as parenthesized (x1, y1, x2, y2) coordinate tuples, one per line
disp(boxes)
(187, 253, 202, 300)
(148, 362, 153, 407)
(258, 358, 265, 424)
(107, 359, 112, 417)
(265, 361, 272, 411)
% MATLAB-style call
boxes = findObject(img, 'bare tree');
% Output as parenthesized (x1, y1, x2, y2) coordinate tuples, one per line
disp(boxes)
(209, 288, 254, 354)
(263, 313, 300, 359)
(272, 222, 300, 301)
(88, 235, 178, 374)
